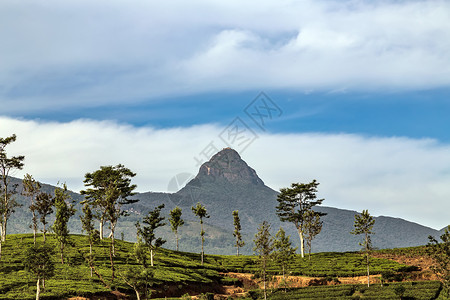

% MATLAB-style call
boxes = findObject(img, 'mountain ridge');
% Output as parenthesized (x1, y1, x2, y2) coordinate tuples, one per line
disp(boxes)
(4, 148, 445, 254)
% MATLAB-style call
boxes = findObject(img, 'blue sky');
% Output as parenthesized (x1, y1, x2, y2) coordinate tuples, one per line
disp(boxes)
(7, 88, 450, 141)
(1, 0, 450, 229)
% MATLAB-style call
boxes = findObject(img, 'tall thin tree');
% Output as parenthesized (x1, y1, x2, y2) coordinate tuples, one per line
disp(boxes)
(351, 209, 375, 287)
(303, 210, 323, 260)
(24, 244, 55, 300)
(22, 174, 42, 245)
(275, 180, 326, 258)
(52, 183, 76, 264)
(136, 204, 166, 267)
(232, 210, 245, 256)
(0, 134, 25, 243)
(35, 191, 54, 243)
(253, 221, 273, 300)
(169, 206, 184, 251)
(273, 227, 297, 292)
(80, 202, 98, 277)
(192, 202, 209, 265)
(427, 225, 450, 297)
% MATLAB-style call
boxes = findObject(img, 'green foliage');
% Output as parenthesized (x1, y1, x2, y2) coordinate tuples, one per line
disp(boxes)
(192, 202, 209, 265)
(169, 206, 184, 251)
(427, 225, 450, 298)
(351, 209, 375, 287)
(80, 164, 138, 239)
(233, 210, 245, 255)
(24, 243, 55, 280)
(22, 174, 41, 244)
(35, 191, 54, 242)
(0, 134, 25, 243)
(257, 281, 442, 300)
(273, 227, 297, 291)
(0, 233, 444, 299)
(52, 183, 76, 264)
(275, 180, 326, 258)
(137, 204, 166, 266)
(254, 221, 273, 300)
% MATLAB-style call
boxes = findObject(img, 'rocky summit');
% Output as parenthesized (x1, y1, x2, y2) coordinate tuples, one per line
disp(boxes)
(191, 148, 265, 186)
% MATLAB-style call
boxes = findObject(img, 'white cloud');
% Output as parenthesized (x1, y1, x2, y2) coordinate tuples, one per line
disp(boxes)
(1, 116, 449, 230)
(1, 0, 450, 112)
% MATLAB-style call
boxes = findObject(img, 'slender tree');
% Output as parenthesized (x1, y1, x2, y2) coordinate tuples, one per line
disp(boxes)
(191, 202, 209, 265)
(169, 206, 184, 251)
(275, 180, 326, 258)
(253, 221, 273, 300)
(273, 227, 297, 292)
(80, 202, 99, 277)
(24, 243, 55, 300)
(0, 134, 25, 243)
(303, 210, 323, 260)
(427, 225, 450, 297)
(232, 210, 245, 256)
(351, 209, 375, 287)
(137, 204, 166, 267)
(52, 183, 76, 264)
(35, 192, 54, 243)
(120, 236, 154, 300)
(22, 174, 42, 245)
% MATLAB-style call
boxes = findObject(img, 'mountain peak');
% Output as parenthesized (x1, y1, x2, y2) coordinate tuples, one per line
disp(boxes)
(195, 148, 265, 186)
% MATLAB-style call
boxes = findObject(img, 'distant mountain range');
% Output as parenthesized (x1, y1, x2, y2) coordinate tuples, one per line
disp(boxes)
(6, 148, 446, 255)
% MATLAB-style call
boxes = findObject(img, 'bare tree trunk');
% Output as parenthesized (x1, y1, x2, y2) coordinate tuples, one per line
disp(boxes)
(263, 268, 267, 300)
(36, 278, 40, 300)
(89, 243, 93, 277)
(109, 243, 115, 282)
(1, 214, 6, 242)
(43, 223, 46, 243)
(297, 228, 305, 258)
(366, 254, 370, 287)
(237, 245, 239, 256)
(60, 243, 64, 264)
(99, 219, 104, 240)
(201, 222, 204, 265)
(150, 248, 154, 267)
(111, 228, 115, 257)
(366, 232, 370, 287)
(176, 231, 179, 251)
(32, 212, 37, 245)
(0, 239, 2, 260)
(134, 289, 141, 300)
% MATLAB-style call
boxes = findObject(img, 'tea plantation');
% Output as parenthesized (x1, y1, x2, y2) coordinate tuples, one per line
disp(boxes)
(0, 234, 446, 299)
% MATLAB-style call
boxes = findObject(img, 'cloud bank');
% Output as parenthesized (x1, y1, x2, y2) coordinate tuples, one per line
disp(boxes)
(1, 0, 450, 113)
(1, 116, 449, 230)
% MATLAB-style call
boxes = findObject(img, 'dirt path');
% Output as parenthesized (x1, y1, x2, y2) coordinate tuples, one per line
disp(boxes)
(370, 253, 438, 281)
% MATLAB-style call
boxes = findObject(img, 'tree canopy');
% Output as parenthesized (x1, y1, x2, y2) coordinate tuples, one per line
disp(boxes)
(276, 180, 326, 258)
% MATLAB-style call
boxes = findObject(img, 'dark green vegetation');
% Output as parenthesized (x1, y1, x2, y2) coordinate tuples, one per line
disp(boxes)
(247, 281, 443, 300)
(0, 233, 437, 299)
(206, 251, 418, 278)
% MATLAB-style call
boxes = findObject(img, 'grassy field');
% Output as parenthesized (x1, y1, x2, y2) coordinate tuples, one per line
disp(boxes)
(0, 233, 444, 299)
